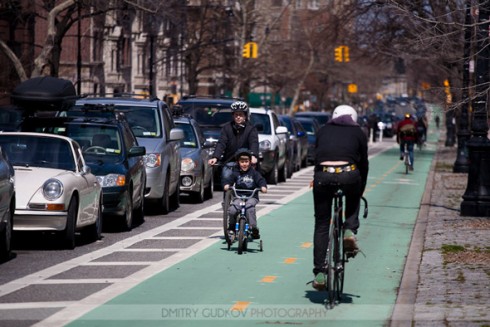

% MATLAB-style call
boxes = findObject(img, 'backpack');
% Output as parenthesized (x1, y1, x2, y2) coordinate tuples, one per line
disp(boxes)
(399, 123, 416, 137)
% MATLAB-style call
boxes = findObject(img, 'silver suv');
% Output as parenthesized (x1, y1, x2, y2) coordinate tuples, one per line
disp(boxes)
(75, 97, 184, 214)
(249, 108, 289, 184)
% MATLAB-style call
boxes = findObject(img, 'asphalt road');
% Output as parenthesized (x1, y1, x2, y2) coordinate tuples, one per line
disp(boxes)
(0, 137, 416, 327)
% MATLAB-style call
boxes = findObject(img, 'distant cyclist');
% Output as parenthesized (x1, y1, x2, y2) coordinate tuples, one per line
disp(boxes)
(397, 113, 418, 170)
(208, 101, 259, 185)
(311, 105, 369, 290)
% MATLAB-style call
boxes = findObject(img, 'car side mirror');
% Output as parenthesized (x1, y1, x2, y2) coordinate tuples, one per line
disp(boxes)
(169, 128, 184, 141)
(276, 126, 288, 134)
(82, 165, 91, 175)
(128, 146, 146, 157)
(297, 131, 306, 137)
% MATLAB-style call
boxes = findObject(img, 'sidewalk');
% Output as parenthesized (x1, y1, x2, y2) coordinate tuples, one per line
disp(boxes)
(392, 135, 490, 326)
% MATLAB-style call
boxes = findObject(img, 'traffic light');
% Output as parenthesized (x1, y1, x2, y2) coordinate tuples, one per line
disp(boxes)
(334, 45, 350, 62)
(242, 42, 258, 58)
(243, 43, 250, 58)
(343, 46, 350, 62)
(334, 46, 343, 62)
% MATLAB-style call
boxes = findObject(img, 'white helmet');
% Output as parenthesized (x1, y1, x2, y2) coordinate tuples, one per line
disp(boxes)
(332, 105, 358, 122)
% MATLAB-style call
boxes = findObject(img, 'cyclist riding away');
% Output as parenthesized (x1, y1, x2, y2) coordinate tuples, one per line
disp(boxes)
(223, 148, 267, 241)
(208, 101, 259, 184)
(397, 113, 418, 170)
(311, 105, 369, 290)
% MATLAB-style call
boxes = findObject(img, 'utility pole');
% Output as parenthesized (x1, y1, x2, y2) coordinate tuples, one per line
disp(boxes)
(461, 0, 490, 216)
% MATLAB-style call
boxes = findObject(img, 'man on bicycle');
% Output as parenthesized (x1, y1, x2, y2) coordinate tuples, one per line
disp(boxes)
(311, 105, 369, 290)
(208, 101, 259, 184)
(223, 149, 267, 241)
(397, 113, 418, 170)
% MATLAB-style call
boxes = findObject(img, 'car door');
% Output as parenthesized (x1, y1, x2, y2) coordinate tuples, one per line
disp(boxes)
(271, 113, 287, 168)
(0, 148, 12, 224)
(161, 104, 181, 194)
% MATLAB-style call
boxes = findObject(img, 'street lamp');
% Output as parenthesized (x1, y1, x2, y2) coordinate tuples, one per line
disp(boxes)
(460, 0, 490, 216)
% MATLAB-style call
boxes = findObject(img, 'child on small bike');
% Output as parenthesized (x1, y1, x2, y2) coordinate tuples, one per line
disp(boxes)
(223, 148, 267, 241)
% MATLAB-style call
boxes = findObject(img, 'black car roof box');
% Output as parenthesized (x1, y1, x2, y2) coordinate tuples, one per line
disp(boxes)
(11, 76, 78, 110)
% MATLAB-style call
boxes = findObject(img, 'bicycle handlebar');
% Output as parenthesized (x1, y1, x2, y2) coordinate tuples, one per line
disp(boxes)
(229, 186, 261, 200)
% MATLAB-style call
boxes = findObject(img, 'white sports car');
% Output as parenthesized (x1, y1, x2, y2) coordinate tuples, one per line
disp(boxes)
(0, 132, 102, 249)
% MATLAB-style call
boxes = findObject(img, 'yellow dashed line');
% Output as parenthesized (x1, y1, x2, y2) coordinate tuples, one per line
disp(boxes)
(260, 275, 277, 283)
(364, 162, 401, 194)
(301, 242, 312, 248)
(230, 301, 250, 312)
(284, 257, 297, 264)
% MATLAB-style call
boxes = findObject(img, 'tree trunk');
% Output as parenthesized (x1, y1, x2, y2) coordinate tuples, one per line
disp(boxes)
(0, 39, 28, 81)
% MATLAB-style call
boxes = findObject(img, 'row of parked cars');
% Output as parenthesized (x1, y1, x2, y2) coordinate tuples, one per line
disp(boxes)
(0, 77, 329, 260)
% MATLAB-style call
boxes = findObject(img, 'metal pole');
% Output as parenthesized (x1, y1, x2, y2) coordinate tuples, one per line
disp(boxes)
(77, 1, 81, 95)
(453, 0, 473, 172)
(461, 0, 490, 216)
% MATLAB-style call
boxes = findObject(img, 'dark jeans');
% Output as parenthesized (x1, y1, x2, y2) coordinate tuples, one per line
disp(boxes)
(228, 197, 259, 230)
(312, 169, 362, 274)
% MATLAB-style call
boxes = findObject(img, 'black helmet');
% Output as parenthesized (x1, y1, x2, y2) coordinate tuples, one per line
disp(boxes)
(235, 148, 253, 161)
(230, 101, 249, 113)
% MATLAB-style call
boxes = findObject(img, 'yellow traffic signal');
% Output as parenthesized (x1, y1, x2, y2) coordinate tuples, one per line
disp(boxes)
(334, 46, 343, 62)
(344, 46, 350, 62)
(243, 42, 258, 58)
(243, 43, 250, 58)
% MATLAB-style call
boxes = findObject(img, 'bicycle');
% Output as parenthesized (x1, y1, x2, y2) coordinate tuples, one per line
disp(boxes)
(223, 186, 263, 254)
(324, 187, 368, 309)
(403, 149, 412, 174)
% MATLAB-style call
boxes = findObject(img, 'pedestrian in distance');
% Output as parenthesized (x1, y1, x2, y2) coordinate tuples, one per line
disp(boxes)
(397, 113, 418, 170)
(311, 105, 369, 290)
(208, 101, 259, 186)
(435, 115, 440, 129)
(223, 148, 267, 241)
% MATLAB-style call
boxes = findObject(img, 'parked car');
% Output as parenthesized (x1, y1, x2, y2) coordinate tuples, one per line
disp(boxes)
(279, 115, 308, 172)
(0, 146, 15, 260)
(0, 132, 102, 249)
(74, 97, 184, 214)
(295, 111, 331, 127)
(174, 115, 214, 203)
(176, 96, 242, 187)
(296, 117, 320, 165)
(21, 111, 146, 232)
(249, 108, 289, 184)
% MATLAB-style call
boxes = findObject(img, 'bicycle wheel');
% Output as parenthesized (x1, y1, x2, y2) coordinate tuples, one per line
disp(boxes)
(325, 221, 336, 308)
(222, 190, 232, 244)
(333, 217, 344, 301)
(237, 218, 246, 255)
(404, 154, 409, 174)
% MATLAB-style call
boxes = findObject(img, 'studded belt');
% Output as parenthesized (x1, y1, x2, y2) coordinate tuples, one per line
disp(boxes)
(316, 164, 357, 173)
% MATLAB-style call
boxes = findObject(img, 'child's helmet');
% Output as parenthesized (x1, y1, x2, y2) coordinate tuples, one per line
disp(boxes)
(235, 148, 253, 161)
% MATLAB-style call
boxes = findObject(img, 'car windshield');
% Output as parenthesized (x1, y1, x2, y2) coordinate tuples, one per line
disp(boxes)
(180, 104, 231, 127)
(175, 122, 198, 148)
(250, 113, 271, 134)
(113, 106, 162, 138)
(0, 135, 76, 171)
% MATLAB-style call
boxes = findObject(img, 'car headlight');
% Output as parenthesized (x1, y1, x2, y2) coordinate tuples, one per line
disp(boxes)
(97, 174, 126, 187)
(144, 153, 161, 168)
(43, 179, 63, 200)
(181, 158, 196, 172)
(259, 140, 271, 151)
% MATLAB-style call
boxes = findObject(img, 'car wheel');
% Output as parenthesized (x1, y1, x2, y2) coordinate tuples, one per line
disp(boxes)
(0, 199, 14, 261)
(84, 196, 102, 242)
(193, 172, 205, 203)
(122, 191, 133, 231)
(134, 180, 145, 224)
(267, 160, 279, 185)
(170, 182, 180, 211)
(301, 155, 308, 168)
(161, 173, 170, 214)
(205, 172, 214, 200)
(62, 196, 78, 250)
(279, 160, 287, 183)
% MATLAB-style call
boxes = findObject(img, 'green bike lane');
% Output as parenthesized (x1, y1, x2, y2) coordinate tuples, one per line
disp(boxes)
(68, 134, 438, 326)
